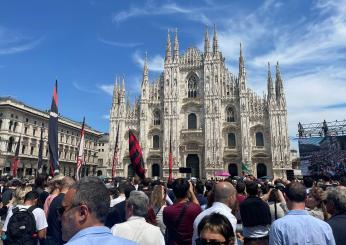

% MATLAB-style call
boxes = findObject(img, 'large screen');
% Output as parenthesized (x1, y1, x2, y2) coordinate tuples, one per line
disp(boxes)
(298, 136, 346, 177)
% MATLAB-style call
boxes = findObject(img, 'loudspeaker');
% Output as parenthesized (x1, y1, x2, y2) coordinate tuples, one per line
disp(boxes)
(179, 167, 192, 173)
(286, 170, 294, 181)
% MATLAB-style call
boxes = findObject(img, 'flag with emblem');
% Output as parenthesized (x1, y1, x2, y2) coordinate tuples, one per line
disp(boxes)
(129, 131, 145, 179)
(76, 117, 85, 180)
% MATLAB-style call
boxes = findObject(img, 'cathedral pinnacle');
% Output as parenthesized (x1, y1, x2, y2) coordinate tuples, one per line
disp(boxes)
(239, 43, 245, 77)
(143, 52, 148, 81)
(173, 28, 179, 61)
(204, 26, 210, 54)
(267, 62, 275, 100)
(275, 61, 284, 98)
(213, 24, 218, 54)
(165, 30, 171, 62)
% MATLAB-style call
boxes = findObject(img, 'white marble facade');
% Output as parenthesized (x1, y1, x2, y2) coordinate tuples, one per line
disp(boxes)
(109, 28, 291, 179)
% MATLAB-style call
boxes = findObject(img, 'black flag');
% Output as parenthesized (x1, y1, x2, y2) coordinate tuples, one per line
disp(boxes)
(48, 80, 59, 175)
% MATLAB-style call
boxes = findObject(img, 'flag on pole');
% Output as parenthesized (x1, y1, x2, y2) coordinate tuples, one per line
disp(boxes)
(112, 124, 120, 178)
(241, 162, 250, 174)
(129, 131, 145, 179)
(37, 129, 44, 174)
(48, 80, 59, 176)
(11, 135, 21, 177)
(76, 117, 85, 180)
(168, 134, 173, 183)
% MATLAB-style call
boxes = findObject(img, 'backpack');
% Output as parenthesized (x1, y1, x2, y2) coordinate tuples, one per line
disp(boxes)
(6, 206, 38, 245)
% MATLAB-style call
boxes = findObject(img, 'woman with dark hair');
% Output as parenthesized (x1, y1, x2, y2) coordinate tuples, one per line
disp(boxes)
(197, 213, 235, 245)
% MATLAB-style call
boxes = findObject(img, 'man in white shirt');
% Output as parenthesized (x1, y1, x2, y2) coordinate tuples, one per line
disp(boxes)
(3, 190, 48, 241)
(110, 182, 126, 207)
(111, 191, 164, 245)
(192, 181, 237, 245)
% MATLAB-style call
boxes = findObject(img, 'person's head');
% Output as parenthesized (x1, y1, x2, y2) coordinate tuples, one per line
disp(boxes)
(34, 174, 47, 189)
(306, 187, 326, 209)
(284, 182, 307, 210)
(325, 188, 346, 215)
(60, 176, 75, 193)
(150, 184, 166, 208)
(214, 182, 236, 208)
(197, 213, 235, 245)
(245, 181, 260, 196)
(61, 177, 110, 242)
(124, 183, 136, 199)
(268, 189, 281, 203)
(12, 185, 31, 205)
(196, 181, 205, 195)
(126, 191, 149, 219)
(172, 178, 190, 199)
(235, 181, 246, 194)
(24, 191, 39, 206)
(303, 176, 314, 189)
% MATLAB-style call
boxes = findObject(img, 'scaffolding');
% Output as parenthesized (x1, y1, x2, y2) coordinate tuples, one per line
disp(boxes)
(297, 119, 346, 138)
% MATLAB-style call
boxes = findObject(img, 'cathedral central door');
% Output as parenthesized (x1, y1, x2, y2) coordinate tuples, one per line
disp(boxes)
(186, 154, 200, 178)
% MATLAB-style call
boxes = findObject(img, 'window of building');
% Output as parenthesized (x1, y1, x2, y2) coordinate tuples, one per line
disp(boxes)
(30, 146, 34, 155)
(102, 149, 104, 152)
(228, 133, 236, 148)
(42, 123, 44, 127)
(226, 107, 235, 122)
(153, 135, 160, 149)
(188, 113, 197, 129)
(7, 137, 14, 152)
(24, 127, 28, 134)
(0, 119, 2, 130)
(9, 121, 13, 131)
(33, 129, 36, 136)
(153, 110, 161, 125)
(34, 121, 37, 125)
(46, 149, 48, 157)
(13, 122, 18, 132)
(256, 132, 264, 147)
(10, 114, 13, 118)
(26, 118, 29, 122)
(22, 145, 26, 154)
(188, 74, 198, 98)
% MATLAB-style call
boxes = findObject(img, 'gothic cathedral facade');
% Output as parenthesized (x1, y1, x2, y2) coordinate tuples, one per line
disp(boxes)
(109, 28, 291, 179)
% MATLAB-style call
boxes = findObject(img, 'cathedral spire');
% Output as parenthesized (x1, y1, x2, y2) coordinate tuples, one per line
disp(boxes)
(267, 62, 275, 100)
(275, 61, 284, 98)
(238, 43, 246, 91)
(143, 52, 148, 82)
(213, 24, 218, 54)
(173, 28, 179, 61)
(165, 30, 172, 62)
(204, 26, 210, 54)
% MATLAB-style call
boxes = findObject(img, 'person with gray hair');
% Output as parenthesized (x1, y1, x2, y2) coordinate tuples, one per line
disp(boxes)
(192, 181, 237, 245)
(111, 191, 165, 245)
(326, 188, 346, 245)
(60, 177, 135, 245)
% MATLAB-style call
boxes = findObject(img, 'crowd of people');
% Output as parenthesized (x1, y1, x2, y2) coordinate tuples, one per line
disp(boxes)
(0, 173, 345, 245)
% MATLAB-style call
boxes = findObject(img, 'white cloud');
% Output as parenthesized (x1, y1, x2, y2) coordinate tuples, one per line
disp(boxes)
(112, 2, 211, 25)
(73, 82, 99, 94)
(0, 36, 44, 55)
(132, 51, 164, 72)
(98, 37, 142, 48)
(102, 114, 110, 120)
(99, 84, 114, 96)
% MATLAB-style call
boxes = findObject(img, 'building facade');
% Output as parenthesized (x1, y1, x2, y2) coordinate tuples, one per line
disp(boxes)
(0, 97, 103, 177)
(109, 28, 291, 179)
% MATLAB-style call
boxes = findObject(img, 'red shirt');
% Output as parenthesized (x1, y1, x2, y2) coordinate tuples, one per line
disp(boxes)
(236, 194, 246, 204)
(163, 202, 201, 245)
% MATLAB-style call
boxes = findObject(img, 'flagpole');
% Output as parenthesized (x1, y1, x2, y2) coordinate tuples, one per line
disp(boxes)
(76, 117, 85, 180)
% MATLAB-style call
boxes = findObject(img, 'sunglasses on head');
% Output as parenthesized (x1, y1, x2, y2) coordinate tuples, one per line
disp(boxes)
(195, 238, 228, 245)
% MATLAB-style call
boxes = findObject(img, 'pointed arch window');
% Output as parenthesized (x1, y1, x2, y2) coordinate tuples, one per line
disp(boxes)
(226, 107, 235, 122)
(0, 119, 2, 130)
(228, 133, 236, 148)
(256, 132, 264, 147)
(153, 135, 160, 149)
(188, 74, 198, 98)
(153, 110, 161, 125)
(188, 113, 197, 129)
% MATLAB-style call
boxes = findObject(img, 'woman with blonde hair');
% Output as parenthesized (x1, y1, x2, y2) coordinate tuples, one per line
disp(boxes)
(43, 178, 62, 216)
(149, 184, 167, 235)
(10, 185, 32, 206)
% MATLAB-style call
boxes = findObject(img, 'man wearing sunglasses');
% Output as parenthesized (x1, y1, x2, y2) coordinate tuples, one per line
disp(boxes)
(60, 177, 135, 245)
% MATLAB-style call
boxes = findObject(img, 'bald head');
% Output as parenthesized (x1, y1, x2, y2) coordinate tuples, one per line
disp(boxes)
(214, 181, 236, 204)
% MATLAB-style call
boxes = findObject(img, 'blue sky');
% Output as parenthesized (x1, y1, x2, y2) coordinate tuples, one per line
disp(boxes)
(1, 0, 345, 150)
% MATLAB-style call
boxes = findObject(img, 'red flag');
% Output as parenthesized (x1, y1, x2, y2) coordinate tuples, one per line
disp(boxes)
(168, 134, 173, 183)
(48, 80, 59, 175)
(12, 135, 21, 177)
(76, 117, 85, 180)
(129, 131, 145, 179)
(112, 124, 120, 178)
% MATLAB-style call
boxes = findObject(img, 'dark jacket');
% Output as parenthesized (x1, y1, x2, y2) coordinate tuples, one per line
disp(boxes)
(327, 213, 346, 245)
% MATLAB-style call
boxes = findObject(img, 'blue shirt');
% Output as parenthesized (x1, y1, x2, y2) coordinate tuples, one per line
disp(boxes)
(269, 210, 336, 245)
(65, 226, 137, 245)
